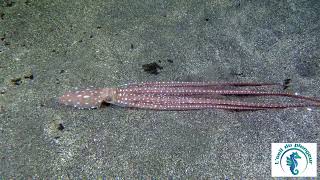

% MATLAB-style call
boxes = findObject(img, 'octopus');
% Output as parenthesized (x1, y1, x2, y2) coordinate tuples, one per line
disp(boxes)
(58, 81, 320, 110)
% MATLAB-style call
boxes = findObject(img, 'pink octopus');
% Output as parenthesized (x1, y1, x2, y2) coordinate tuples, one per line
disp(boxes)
(58, 81, 320, 110)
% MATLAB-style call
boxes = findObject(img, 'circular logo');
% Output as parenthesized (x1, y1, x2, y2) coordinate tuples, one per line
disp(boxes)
(279, 148, 309, 175)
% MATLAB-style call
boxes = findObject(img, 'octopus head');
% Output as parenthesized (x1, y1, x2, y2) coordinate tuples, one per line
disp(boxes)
(58, 88, 115, 109)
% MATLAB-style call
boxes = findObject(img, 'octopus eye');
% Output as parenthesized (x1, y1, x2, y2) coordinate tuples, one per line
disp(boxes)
(104, 96, 112, 102)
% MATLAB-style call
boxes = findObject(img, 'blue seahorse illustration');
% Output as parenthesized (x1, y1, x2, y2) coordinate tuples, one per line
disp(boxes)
(286, 152, 301, 175)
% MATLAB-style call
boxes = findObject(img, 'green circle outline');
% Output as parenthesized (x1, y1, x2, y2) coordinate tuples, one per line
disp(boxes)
(279, 148, 308, 174)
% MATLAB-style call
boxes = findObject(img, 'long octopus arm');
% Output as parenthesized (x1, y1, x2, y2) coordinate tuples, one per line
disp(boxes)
(126, 102, 309, 111)
(117, 101, 268, 110)
(115, 92, 319, 110)
(124, 81, 284, 88)
(118, 87, 320, 103)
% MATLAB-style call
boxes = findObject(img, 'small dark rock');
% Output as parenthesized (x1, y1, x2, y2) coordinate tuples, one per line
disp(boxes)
(25, 0, 31, 5)
(24, 73, 34, 80)
(57, 123, 64, 131)
(233, 0, 241, 7)
(0, 12, 4, 20)
(0, 89, 5, 94)
(142, 62, 163, 75)
(11, 77, 22, 85)
(4, 0, 15, 7)
(283, 79, 291, 90)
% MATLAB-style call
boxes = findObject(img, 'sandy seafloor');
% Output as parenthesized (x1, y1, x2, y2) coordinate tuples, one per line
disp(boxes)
(0, 0, 320, 178)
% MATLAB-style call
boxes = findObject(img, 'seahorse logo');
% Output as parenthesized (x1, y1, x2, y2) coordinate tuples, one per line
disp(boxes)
(286, 152, 301, 175)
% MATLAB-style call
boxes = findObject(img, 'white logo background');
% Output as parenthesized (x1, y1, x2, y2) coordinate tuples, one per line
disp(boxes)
(271, 143, 317, 177)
